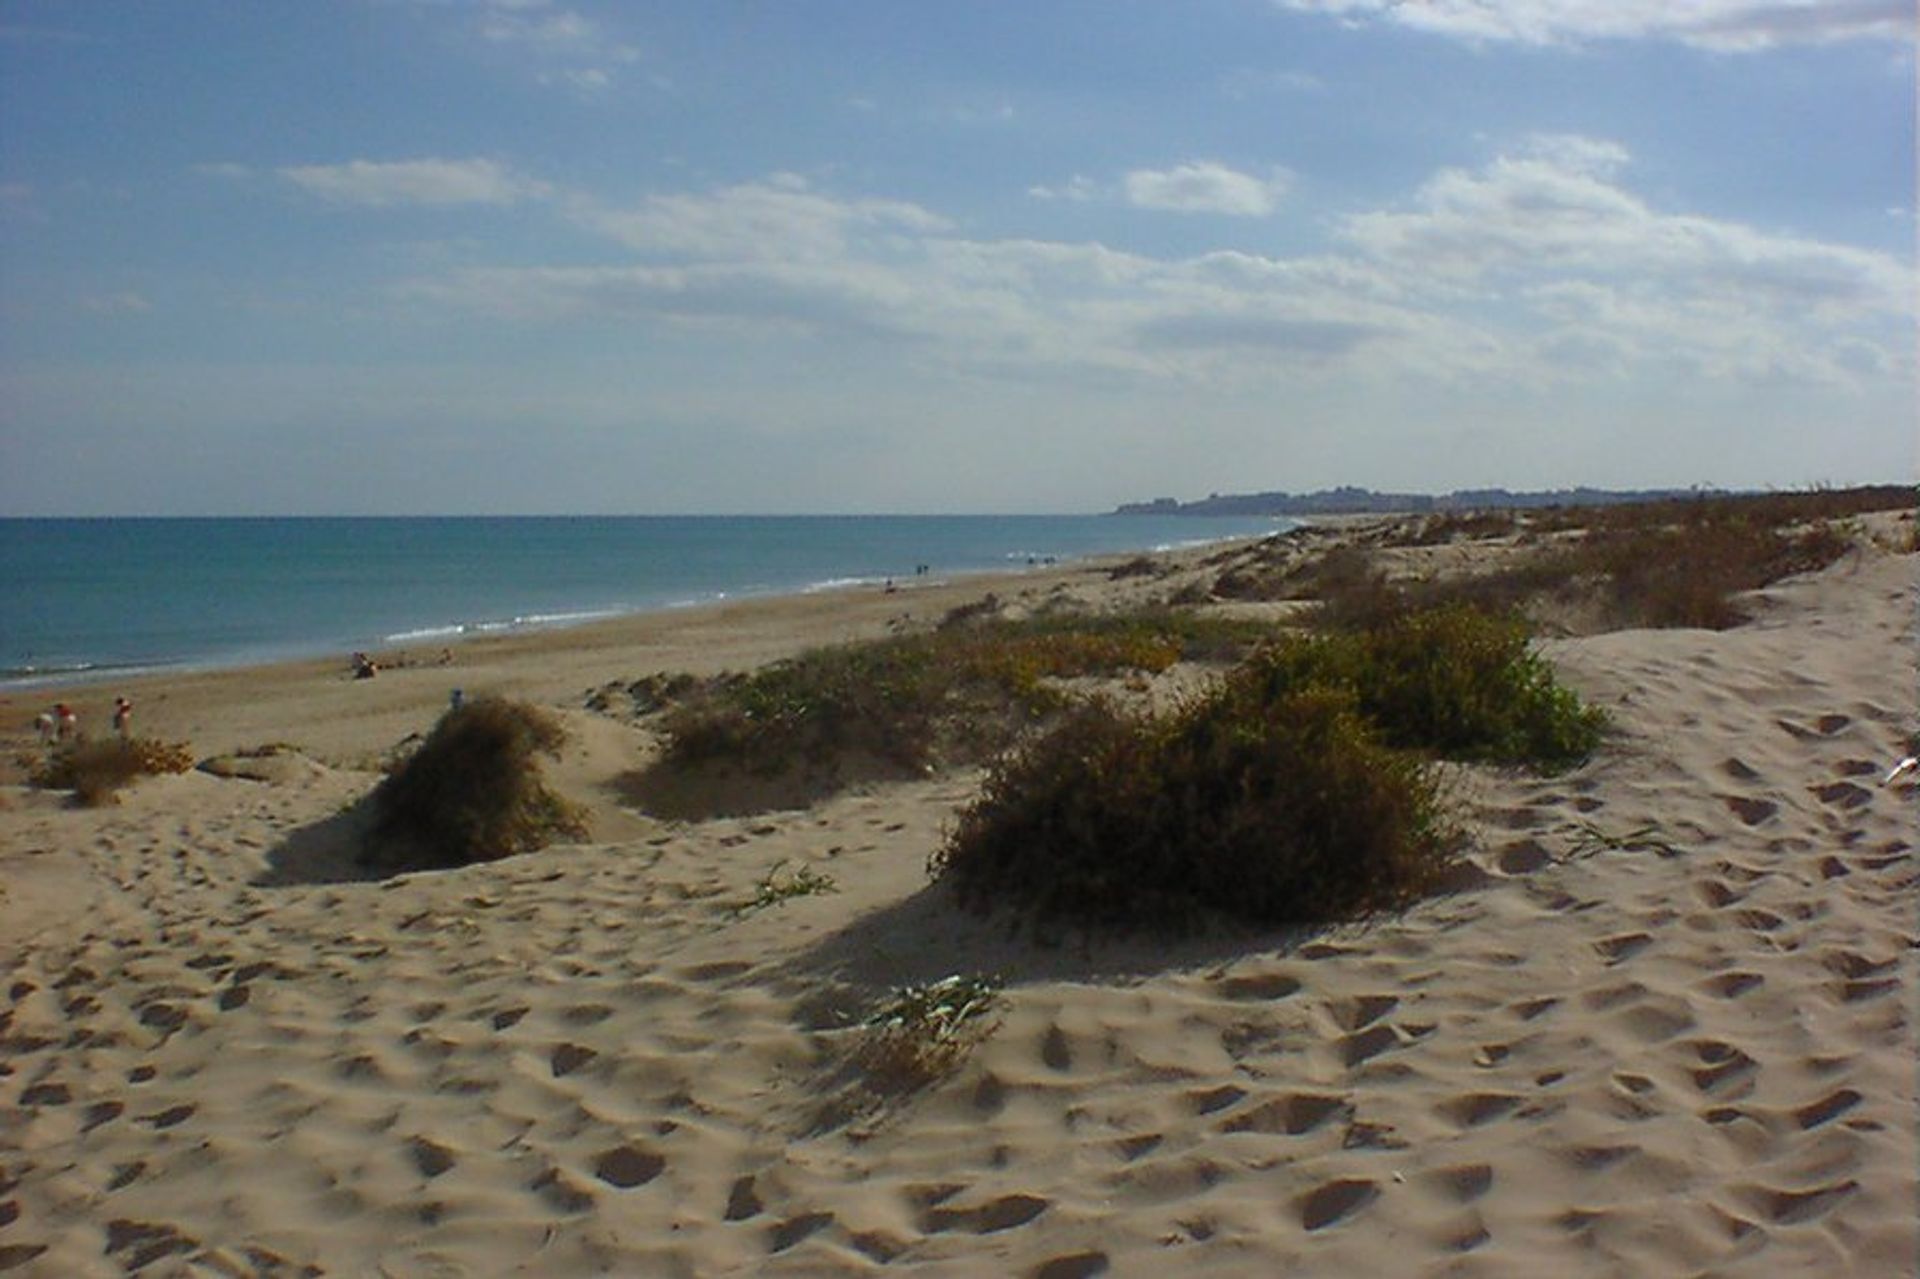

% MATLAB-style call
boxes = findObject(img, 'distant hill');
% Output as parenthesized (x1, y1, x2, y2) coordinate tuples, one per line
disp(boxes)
(1114, 485, 1713, 517)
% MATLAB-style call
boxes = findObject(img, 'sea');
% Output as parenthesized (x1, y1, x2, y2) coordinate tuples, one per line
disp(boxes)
(0, 515, 1289, 689)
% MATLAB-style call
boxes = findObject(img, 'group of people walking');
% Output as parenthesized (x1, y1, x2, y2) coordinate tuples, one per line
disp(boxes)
(32, 697, 133, 745)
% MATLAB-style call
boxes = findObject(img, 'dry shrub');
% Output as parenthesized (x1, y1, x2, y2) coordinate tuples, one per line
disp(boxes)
(367, 697, 586, 870)
(933, 687, 1461, 932)
(32, 737, 194, 806)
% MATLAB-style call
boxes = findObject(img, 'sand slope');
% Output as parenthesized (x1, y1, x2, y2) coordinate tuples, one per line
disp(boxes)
(1, 541, 1914, 1276)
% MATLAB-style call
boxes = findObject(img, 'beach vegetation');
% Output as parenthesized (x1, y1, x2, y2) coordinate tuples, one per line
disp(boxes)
(655, 610, 1273, 779)
(933, 686, 1461, 931)
(1245, 606, 1607, 770)
(736, 860, 839, 915)
(1297, 486, 1909, 633)
(932, 602, 1605, 931)
(856, 973, 1004, 1090)
(365, 697, 586, 870)
(30, 737, 194, 806)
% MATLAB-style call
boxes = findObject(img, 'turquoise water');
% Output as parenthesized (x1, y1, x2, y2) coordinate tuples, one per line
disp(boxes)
(0, 515, 1285, 687)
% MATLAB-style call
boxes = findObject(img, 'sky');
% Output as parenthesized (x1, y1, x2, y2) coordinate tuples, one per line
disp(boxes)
(0, 1, 1912, 515)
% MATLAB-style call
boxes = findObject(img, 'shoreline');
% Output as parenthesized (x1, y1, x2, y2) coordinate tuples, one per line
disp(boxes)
(0, 535, 1272, 778)
(0, 522, 1283, 698)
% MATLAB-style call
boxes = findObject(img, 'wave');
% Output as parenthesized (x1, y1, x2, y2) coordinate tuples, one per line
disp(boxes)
(382, 607, 630, 646)
(2, 657, 182, 691)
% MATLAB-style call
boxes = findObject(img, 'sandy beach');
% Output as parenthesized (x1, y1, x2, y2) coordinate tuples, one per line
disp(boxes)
(2, 517, 1914, 1277)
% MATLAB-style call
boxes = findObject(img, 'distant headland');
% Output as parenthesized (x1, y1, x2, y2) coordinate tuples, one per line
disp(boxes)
(1116, 485, 1722, 517)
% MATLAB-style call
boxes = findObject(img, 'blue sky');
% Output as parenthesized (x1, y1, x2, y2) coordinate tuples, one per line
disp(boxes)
(1, 1, 1911, 515)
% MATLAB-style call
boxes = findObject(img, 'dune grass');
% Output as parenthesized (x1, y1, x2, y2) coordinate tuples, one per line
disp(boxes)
(1301, 486, 1909, 632)
(656, 610, 1272, 779)
(366, 697, 586, 870)
(932, 602, 1604, 931)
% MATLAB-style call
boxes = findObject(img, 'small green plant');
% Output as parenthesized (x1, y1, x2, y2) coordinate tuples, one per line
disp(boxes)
(1564, 821, 1679, 860)
(736, 860, 839, 915)
(366, 697, 587, 870)
(31, 737, 194, 806)
(857, 974, 1004, 1090)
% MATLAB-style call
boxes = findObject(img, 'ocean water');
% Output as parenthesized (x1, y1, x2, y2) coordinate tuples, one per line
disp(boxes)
(0, 515, 1287, 688)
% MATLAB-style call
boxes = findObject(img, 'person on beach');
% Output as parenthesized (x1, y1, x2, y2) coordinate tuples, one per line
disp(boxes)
(34, 711, 56, 745)
(54, 703, 77, 741)
(352, 652, 379, 680)
(112, 697, 133, 739)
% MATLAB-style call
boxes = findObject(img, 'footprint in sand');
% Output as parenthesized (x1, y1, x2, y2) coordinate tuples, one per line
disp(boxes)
(1694, 878, 1746, 908)
(1033, 1251, 1110, 1279)
(1435, 1093, 1523, 1129)
(1495, 839, 1553, 874)
(1040, 1024, 1073, 1072)
(923, 1193, 1051, 1234)
(593, 1144, 665, 1189)
(549, 1043, 598, 1077)
(1339, 1024, 1402, 1067)
(1219, 1092, 1349, 1137)
(725, 1174, 764, 1221)
(1723, 796, 1779, 826)
(1688, 1041, 1758, 1096)
(140, 1103, 195, 1129)
(1298, 1178, 1378, 1231)
(407, 1136, 456, 1178)
(1749, 1179, 1859, 1225)
(1424, 1163, 1493, 1203)
(1812, 781, 1871, 809)
(1700, 971, 1764, 1000)
(1592, 933, 1652, 965)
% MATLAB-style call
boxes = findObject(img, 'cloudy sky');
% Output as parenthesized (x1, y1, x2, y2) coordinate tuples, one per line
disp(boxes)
(1, 1, 1911, 515)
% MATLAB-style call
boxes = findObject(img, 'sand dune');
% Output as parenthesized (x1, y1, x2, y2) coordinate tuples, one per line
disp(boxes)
(2, 528, 1913, 1276)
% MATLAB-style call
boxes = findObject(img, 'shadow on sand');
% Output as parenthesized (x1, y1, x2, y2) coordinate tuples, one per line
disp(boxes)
(253, 799, 385, 887)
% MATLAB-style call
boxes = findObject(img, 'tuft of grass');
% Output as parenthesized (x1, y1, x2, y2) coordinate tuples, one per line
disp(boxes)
(933, 685, 1462, 932)
(856, 974, 1004, 1091)
(736, 860, 839, 915)
(31, 737, 194, 806)
(366, 697, 587, 871)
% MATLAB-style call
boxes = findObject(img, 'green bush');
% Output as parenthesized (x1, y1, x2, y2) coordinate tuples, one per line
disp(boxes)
(1248, 605, 1606, 770)
(367, 698, 586, 870)
(658, 611, 1271, 778)
(933, 686, 1460, 930)
(31, 737, 194, 806)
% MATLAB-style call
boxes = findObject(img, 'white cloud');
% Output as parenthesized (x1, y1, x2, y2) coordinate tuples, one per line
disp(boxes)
(395, 152, 1907, 393)
(1339, 135, 1911, 382)
(279, 158, 548, 208)
(477, 1, 639, 87)
(1028, 175, 1101, 203)
(1122, 162, 1291, 216)
(1278, 0, 1915, 49)
(575, 174, 951, 262)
